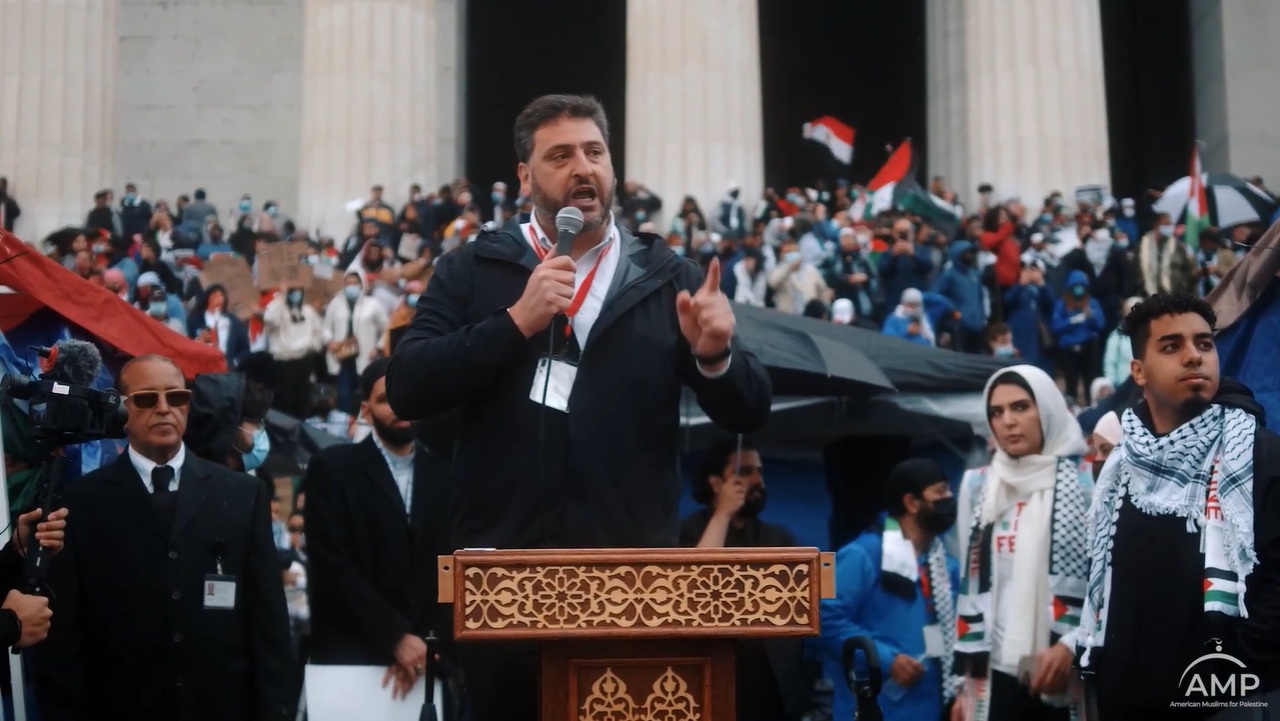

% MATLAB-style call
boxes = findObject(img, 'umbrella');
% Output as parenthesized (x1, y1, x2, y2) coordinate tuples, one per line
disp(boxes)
(1153, 173, 1276, 229)
(732, 304, 895, 397)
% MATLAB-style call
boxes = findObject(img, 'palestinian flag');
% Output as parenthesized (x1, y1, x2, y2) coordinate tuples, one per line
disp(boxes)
(868, 139, 961, 238)
(1051, 595, 1083, 628)
(1186, 145, 1209, 251)
(802, 116, 854, 165)
(1205, 569, 1240, 614)
(957, 613, 984, 644)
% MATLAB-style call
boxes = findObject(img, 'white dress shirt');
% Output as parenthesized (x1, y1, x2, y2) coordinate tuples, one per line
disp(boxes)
(205, 311, 231, 355)
(523, 214, 730, 377)
(372, 431, 414, 514)
(129, 442, 187, 493)
(523, 214, 621, 347)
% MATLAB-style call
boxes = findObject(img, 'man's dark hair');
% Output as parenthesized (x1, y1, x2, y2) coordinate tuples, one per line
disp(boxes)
(884, 458, 945, 517)
(691, 438, 757, 505)
(359, 357, 393, 401)
(984, 321, 1012, 342)
(1123, 292, 1217, 359)
(241, 381, 274, 422)
(194, 188, 207, 200)
(513, 94, 610, 164)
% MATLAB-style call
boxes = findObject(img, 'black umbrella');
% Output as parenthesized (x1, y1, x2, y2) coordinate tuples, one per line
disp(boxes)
(732, 304, 894, 397)
(263, 408, 348, 475)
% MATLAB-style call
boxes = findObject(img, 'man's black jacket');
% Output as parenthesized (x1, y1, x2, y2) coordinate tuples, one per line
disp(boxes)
(387, 225, 772, 549)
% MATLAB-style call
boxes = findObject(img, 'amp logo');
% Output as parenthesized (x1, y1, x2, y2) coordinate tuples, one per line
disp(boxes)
(1179, 639, 1261, 699)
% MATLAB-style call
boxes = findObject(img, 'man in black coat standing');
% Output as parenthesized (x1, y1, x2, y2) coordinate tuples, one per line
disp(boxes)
(303, 358, 454, 703)
(33, 355, 295, 721)
(386, 94, 772, 721)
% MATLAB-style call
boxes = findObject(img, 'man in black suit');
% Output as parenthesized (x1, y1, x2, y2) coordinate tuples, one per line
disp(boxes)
(303, 358, 453, 702)
(33, 354, 295, 721)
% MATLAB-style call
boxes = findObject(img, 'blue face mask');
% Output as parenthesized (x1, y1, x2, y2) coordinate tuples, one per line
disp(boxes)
(1071, 284, 1087, 299)
(671, 245, 686, 256)
(286, 290, 304, 305)
(125, 192, 137, 203)
(242, 427, 270, 472)
(344, 285, 361, 300)
(239, 200, 251, 212)
(635, 210, 647, 222)
(406, 293, 420, 308)
(491, 192, 504, 204)
(994, 344, 1017, 358)
(267, 205, 278, 217)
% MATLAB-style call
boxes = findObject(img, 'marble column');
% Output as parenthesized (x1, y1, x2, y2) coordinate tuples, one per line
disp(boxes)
(927, 0, 1111, 208)
(297, 0, 437, 239)
(625, 0, 765, 229)
(0, 0, 118, 244)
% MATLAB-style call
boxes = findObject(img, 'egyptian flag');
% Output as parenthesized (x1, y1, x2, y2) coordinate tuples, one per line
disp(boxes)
(802, 116, 854, 165)
(868, 139, 960, 238)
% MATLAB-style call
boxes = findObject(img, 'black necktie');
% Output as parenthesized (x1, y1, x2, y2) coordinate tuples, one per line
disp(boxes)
(152, 466, 175, 495)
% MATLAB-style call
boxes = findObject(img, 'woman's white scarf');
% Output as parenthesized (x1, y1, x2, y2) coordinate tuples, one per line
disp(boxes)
(976, 366, 1088, 670)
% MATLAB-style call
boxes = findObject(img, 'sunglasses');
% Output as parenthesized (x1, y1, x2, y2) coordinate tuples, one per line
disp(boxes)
(125, 389, 192, 409)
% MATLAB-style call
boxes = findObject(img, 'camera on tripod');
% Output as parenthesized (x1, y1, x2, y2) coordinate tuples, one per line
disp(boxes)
(0, 344, 128, 445)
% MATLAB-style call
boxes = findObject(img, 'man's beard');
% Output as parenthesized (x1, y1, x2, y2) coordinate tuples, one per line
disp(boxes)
(531, 175, 615, 231)
(1178, 395, 1213, 425)
(373, 416, 415, 447)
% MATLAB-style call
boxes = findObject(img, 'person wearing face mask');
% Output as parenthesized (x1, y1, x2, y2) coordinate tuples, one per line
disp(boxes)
(230, 383, 274, 474)
(934, 240, 988, 353)
(767, 236, 830, 314)
(323, 272, 388, 414)
(381, 280, 424, 356)
(1059, 227, 1134, 337)
(230, 193, 255, 231)
(1050, 271, 1107, 406)
(1113, 198, 1139, 243)
(144, 288, 188, 335)
(820, 457, 961, 721)
(1138, 213, 1196, 297)
(488, 181, 507, 224)
(264, 285, 325, 418)
(678, 438, 808, 721)
(953, 366, 1093, 721)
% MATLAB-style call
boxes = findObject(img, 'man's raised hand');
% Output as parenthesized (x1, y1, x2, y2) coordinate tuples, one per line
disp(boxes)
(676, 257, 735, 362)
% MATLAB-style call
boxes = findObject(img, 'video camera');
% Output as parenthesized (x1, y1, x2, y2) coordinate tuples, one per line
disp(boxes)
(0, 342, 127, 445)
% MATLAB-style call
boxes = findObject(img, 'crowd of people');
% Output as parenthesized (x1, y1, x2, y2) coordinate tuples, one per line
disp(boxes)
(1, 88, 1277, 721)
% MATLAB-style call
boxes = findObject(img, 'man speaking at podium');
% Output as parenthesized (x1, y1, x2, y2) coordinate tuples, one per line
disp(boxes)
(387, 94, 771, 718)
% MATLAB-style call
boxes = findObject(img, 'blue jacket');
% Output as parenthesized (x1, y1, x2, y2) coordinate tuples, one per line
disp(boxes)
(882, 313, 933, 346)
(1003, 283, 1055, 372)
(878, 245, 935, 309)
(819, 531, 960, 721)
(932, 241, 986, 333)
(1051, 270, 1107, 349)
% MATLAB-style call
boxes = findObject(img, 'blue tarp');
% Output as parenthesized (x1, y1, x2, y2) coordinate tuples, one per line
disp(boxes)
(1216, 278, 1280, 431)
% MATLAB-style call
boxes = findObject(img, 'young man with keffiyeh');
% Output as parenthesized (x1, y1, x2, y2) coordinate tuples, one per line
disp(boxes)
(1079, 292, 1280, 719)
(955, 365, 1093, 721)
(820, 458, 960, 721)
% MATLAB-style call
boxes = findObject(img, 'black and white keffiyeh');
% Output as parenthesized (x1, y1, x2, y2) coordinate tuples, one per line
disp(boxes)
(1079, 404, 1257, 666)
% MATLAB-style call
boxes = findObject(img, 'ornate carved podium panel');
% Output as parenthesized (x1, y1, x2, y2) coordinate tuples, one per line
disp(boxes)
(439, 547, 835, 721)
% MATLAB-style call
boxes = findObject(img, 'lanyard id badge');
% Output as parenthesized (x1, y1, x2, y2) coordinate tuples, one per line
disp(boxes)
(203, 554, 236, 610)
(530, 356, 577, 413)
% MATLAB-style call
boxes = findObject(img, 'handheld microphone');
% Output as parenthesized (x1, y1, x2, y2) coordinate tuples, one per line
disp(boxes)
(554, 207, 585, 258)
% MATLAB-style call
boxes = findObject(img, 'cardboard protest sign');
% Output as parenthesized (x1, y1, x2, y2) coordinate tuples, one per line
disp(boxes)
(200, 254, 258, 321)
(256, 242, 314, 290)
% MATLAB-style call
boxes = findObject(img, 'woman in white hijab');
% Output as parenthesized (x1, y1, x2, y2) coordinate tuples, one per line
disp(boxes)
(1089, 410, 1122, 481)
(953, 365, 1092, 721)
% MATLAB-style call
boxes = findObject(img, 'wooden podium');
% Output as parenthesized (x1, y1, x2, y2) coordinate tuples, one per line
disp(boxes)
(439, 547, 835, 721)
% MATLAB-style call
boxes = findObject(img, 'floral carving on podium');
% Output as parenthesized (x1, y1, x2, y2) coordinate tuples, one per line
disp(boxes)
(462, 562, 812, 632)
(578, 667, 701, 721)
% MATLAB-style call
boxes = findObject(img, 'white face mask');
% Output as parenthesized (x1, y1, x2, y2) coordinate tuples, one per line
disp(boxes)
(1159, 224, 1175, 237)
